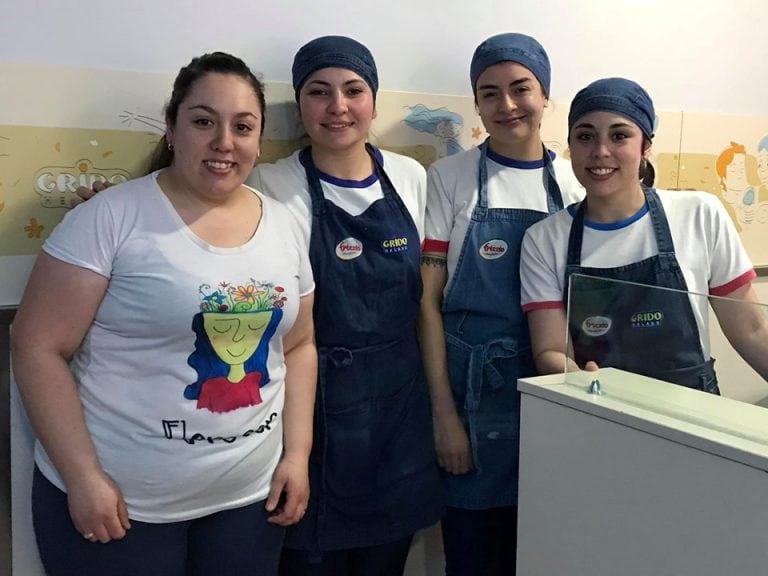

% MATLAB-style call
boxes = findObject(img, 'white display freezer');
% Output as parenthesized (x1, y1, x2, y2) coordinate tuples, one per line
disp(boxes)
(517, 368, 768, 575)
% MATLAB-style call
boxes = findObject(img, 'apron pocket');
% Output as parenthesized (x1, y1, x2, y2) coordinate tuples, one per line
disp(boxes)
(324, 400, 379, 500)
(321, 335, 423, 501)
(468, 409, 521, 481)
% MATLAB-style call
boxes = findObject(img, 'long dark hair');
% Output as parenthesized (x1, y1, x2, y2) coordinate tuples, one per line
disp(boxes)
(640, 159, 655, 188)
(147, 52, 266, 174)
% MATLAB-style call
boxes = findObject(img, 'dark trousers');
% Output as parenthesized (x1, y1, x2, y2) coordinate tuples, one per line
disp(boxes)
(441, 505, 518, 576)
(279, 535, 414, 576)
(33, 466, 286, 576)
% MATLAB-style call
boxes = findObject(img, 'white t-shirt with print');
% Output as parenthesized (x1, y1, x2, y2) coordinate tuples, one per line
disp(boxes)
(520, 189, 756, 357)
(36, 172, 314, 522)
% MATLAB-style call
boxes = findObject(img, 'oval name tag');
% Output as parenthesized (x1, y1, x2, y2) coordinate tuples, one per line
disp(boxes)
(582, 316, 612, 337)
(336, 237, 363, 260)
(479, 239, 508, 260)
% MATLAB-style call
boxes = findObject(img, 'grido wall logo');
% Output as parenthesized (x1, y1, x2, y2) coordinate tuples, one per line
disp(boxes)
(34, 159, 130, 208)
(479, 239, 508, 260)
(582, 316, 612, 337)
(336, 237, 363, 260)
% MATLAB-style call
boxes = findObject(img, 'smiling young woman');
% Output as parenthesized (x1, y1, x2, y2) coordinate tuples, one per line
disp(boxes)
(567, 110, 650, 222)
(296, 67, 377, 157)
(70, 38, 443, 576)
(248, 36, 444, 576)
(521, 76, 768, 395)
(11, 52, 317, 576)
(474, 60, 550, 160)
(417, 33, 584, 576)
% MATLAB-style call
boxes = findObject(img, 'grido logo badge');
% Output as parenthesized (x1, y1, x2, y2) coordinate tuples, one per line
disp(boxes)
(382, 236, 408, 254)
(631, 311, 663, 328)
(336, 237, 364, 260)
(582, 316, 612, 337)
(479, 239, 508, 260)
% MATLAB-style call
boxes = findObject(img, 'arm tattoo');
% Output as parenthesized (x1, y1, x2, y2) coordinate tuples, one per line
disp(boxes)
(421, 255, 447, 268)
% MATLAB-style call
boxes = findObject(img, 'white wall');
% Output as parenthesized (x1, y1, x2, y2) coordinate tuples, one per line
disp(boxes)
(2, 0, 767, 116)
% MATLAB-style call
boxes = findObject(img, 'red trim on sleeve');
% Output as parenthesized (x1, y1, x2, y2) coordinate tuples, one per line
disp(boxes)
(709, 268, 757, 297)
(422, 239, 449, 254)
(522, 301, 565, 313)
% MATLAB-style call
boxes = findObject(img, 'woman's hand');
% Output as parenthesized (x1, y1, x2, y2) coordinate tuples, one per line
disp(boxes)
(272, 293, 315, 526)
(70, 181, 113, 207)
(66, 469, 131, 544)
(265, 455, 310, 526)
(433, 412, 473, 475)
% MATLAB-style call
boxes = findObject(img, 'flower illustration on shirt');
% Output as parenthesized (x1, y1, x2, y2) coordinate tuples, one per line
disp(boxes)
(232, 284, 259, 304)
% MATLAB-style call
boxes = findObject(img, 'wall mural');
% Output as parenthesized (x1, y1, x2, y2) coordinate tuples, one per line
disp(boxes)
(2, 61, 768, 305)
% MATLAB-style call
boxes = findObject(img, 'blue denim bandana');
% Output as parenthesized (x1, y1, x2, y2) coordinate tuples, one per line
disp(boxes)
(568, 77, 656, 139)
(470, 33, 551, 96)
(292, 35, 378, 101)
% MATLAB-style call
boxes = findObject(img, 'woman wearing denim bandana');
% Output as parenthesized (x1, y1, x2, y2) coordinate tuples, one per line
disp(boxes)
(419, 33, 584, 575)
(521, 77, 768, 392)
(249, 35, 444, 576)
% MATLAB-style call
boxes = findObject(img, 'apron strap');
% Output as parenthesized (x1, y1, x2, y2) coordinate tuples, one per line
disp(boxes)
(299, 146, 326, 217)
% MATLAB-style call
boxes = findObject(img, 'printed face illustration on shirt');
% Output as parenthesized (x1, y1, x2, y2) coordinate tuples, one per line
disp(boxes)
(204, 311, 272, 381)
(186, 280, 286, 414)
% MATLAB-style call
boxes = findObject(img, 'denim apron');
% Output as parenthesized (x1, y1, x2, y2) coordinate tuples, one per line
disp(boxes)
(442, 140, 563, 509)
(564, 187, 718, 392)
(285, 145, 444, 552)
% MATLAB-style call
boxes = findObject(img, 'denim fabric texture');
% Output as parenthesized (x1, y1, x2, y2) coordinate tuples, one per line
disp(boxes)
(469, 33, 551, 95)
(291, 35, 378, 100)
(568, 77, 656, 139)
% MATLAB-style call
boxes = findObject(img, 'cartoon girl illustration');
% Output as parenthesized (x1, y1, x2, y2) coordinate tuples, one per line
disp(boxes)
(404, 104, 465, 158)
(716, 142, 758, 225)
(186, 280, 286, 413)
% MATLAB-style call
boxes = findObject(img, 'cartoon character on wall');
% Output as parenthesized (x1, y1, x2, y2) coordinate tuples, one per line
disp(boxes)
(186, 279, 286, 413)
(404, 104, 465, 158)
(715, 141, 763, 225)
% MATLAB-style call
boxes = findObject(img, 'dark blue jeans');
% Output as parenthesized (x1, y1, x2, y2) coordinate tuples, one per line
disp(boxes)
(441, 505, 518, 576)
(33, 466, 286, 576)
(278, 535, 414, 576)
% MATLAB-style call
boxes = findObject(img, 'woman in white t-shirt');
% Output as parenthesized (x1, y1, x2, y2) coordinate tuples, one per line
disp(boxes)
(72, 38, 443, 576)
(11, 52, 317, 576)
(521, 77, 768, 388)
